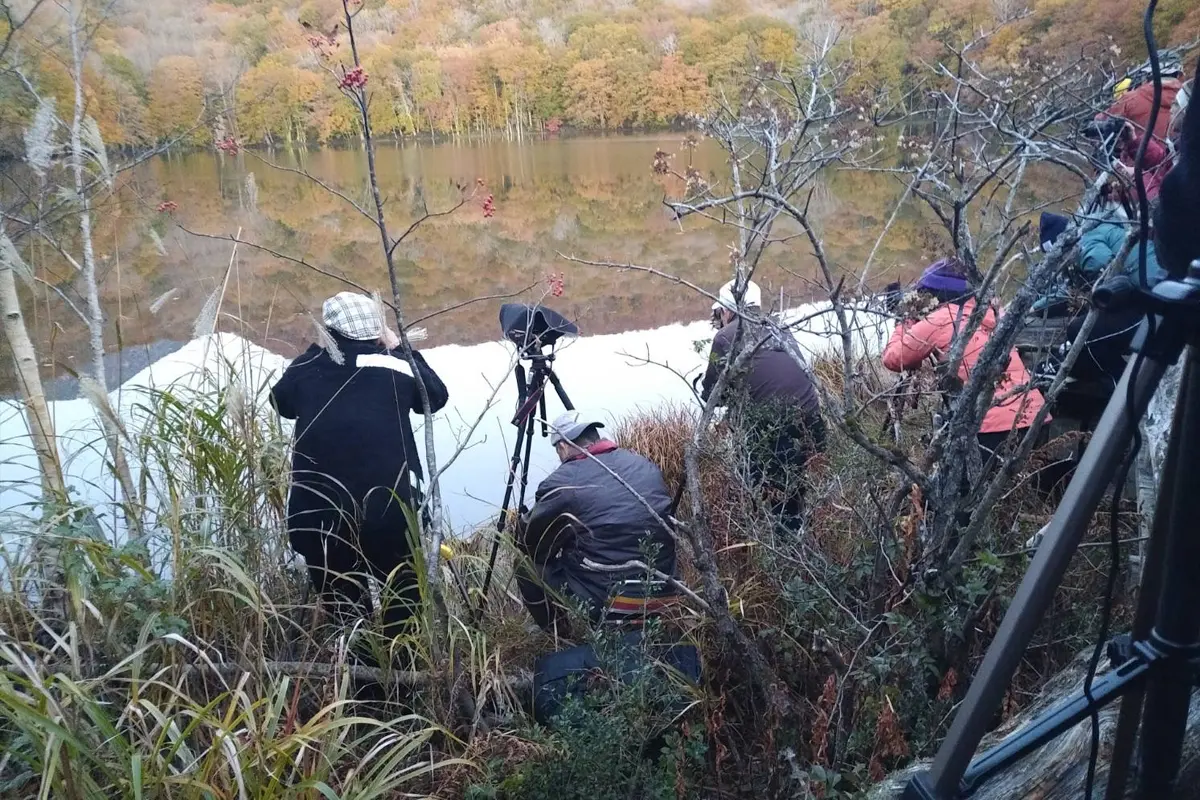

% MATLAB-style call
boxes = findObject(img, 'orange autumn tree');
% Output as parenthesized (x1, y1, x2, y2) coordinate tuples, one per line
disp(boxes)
(147, 55, 207, 145)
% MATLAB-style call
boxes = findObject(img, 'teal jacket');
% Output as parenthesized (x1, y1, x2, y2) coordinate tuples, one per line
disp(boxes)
(1078, 220, 1164, 285)
(1030, 220, 1164, 314)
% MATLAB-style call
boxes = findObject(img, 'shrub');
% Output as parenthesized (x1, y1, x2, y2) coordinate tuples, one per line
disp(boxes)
(609, 384, 1132, 794)
(463, 631, 708, 800)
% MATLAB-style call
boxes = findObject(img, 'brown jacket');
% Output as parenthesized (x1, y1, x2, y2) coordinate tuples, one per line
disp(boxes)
(700, 317, 819, 412)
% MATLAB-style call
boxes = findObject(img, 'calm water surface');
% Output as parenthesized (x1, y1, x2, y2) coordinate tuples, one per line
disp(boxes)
(10, 133, 944, 391)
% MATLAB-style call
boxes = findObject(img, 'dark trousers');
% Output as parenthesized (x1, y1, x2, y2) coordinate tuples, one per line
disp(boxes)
(978, 427, 1073, 497)
(976, 430, 1015, 480)
(515, 541, 589, 634)
(295, 524, 420, 642)
(517, 565, 565, 633)
(743, 405, 828, 531)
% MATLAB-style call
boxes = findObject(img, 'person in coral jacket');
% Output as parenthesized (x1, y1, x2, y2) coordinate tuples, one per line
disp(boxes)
(882, 259, 1048, 470)
(1112, 121, 1172, 202)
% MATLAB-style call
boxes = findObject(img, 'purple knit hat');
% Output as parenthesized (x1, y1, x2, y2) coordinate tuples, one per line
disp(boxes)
(916, 259, 970, 294)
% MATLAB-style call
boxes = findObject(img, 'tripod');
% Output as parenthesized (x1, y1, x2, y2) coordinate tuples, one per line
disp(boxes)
(476, 353, 574, 618)
(904, 263, 1200, 799)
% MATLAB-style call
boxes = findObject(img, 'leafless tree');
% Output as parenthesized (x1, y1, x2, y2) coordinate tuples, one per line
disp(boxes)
(868, 32, 1118, 569)
(663, 24, 1121, 571)
(0, 1, 61, 504)
(560, 24, 1134, 730)
(0, 0, 147, 533)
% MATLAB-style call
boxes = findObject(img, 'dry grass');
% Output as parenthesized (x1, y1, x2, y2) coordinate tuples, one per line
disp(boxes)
(0, 368, 1134, 799)
(605, 374, 1130, 780)
(611, 402, 751, 553)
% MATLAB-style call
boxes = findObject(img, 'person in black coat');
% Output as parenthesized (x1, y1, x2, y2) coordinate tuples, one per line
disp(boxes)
(270, 292, 449, 638)
(700, 279, 826, 532)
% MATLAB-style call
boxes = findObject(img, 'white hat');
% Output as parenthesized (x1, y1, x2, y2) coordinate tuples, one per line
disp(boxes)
(322, 292, 384, 341)
(548, 410, 605, 446)
(711, 279, 763, 312)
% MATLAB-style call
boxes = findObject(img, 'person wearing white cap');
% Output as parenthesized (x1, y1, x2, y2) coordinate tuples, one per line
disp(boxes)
(701, 278, 825, 532)
(515, 409, 676, 632)
(270, 292, 448, 641)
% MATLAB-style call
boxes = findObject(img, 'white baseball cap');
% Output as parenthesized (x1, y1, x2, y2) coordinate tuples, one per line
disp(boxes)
(548, 410, 606, 446)
(711, 279, 763, 312)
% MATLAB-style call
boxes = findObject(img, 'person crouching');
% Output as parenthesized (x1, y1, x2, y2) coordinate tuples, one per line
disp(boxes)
(516, 411, 676, 634)
(271, 292, 448, 641)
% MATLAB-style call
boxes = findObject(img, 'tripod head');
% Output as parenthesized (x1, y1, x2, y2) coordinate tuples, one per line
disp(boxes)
(499, 303, 578, 361)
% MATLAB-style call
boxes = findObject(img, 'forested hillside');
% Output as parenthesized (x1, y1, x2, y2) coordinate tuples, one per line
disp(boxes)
(1, 0, 1197, 153)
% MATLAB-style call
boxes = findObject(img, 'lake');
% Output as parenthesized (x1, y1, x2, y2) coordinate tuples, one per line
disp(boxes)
(5, 133, 937, 393)
(1, 131, 1065, 534)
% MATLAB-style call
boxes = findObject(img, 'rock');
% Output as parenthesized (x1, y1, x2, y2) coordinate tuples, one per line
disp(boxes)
(868, 648, 1200, 799)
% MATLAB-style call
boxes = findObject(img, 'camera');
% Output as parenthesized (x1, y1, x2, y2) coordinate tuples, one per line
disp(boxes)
(499, 303, 578, 359)
(884, 280, 904, 312)
(1082, 117, 1126, 143)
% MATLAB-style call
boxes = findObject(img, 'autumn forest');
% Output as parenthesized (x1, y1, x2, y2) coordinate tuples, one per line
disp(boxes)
(2, 0, 1198, 155)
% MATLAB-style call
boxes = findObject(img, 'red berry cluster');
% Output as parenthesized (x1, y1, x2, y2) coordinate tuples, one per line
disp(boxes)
(216, 136, 240, 155)
(547, 272, 565, 297)
(339, 66, 368, 90)
(156, 201, 178, 214)
(482, 194, 495, 218)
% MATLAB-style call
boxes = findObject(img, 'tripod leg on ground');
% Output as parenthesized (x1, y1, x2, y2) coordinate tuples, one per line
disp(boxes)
(1105, 376, 1183, 798)
(477, 410, 537, 619)
(905, 316, 1176, 799)
(1134, 346, 1200, 798)
(478, 364, 557, 620)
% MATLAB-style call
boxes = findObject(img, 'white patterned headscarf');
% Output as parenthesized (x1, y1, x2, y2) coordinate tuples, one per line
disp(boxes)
(322, 292, 384, 341)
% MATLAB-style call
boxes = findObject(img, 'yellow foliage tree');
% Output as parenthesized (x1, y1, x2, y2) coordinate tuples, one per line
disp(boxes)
(147, 55, 207, 145)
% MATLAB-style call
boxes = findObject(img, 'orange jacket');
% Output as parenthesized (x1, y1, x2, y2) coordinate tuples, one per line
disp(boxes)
(882, 299, 1047, 434)
(1097, 78, 1183, 141)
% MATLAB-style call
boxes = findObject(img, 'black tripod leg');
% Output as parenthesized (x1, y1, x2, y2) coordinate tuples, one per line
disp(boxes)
(907, 330, 1174, 800)
(961, 651, 1156, 791)
(546, 368, 574, 411)
(477, 412, 535, 618)
(517, 400, 538, 509)
(1106, 361, 1184, 798)
(1136, 346, 1200, 799)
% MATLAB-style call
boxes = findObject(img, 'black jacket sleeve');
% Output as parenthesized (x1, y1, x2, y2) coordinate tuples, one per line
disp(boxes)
(700, 328, 731, 402)
(270, 367, 300, 420)
(406, 350, 449, 414)
(270, 345, 326, 420)
(520, 470, 577, 564)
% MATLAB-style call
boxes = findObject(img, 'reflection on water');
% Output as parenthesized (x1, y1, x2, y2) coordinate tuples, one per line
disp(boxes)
(7, 133, 941, 393)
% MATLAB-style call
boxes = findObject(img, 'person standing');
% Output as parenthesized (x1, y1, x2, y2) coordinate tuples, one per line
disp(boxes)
(270, 292, 448, 639)
(701, 279, 826, 531)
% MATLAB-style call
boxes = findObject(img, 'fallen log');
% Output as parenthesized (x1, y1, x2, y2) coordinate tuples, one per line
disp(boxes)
(175, 660, 535, 693)
(869, 649, 1200, 799)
